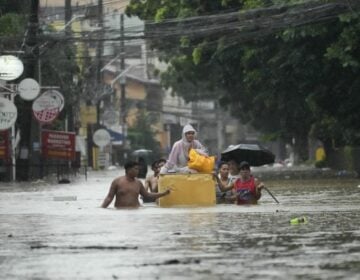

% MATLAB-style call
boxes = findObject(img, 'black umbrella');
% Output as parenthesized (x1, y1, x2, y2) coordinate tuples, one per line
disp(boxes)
(132, 149, 153, 156)
(221, 143, 275, 166)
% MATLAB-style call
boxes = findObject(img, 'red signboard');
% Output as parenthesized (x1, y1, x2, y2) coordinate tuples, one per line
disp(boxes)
(0, 130, 10, 161)
(41, 130, 75, 160)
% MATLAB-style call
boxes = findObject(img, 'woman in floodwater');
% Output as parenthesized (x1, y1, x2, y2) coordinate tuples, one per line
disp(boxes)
(160, 124, 207, 174)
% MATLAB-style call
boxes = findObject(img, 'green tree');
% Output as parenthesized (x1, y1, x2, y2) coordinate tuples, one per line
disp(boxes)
(127, 110, 161, 158)
(310, 14, 360, 148)
(0, 0, 28, 52)
(38, 37, 81, 131)
(0, 0, 26, 13)
(127, 0, 360, 162)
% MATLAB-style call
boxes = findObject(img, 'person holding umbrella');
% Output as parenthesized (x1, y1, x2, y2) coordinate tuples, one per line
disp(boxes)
(220, 144, 279, 204)
(227, 161, 265, 205)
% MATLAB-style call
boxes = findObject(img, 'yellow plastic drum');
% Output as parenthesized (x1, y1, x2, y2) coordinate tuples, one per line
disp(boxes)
(158, 173, 216, 207)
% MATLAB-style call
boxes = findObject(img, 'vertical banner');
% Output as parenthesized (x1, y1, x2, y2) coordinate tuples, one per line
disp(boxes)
(0, 130, 10, 162)
(41, 130, 75, 160)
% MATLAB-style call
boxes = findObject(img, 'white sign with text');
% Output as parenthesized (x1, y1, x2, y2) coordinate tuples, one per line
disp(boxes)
(0, 97, 17, 130)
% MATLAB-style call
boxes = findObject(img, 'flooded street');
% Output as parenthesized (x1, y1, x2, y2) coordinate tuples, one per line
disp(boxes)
(1, 168, 360, 280)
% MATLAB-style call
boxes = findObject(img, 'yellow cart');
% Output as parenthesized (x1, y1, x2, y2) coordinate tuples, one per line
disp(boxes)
(158, 173, 216, 207)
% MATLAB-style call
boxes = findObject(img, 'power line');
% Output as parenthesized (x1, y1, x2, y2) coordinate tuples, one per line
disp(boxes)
(4, 0, 358, 46)
(2, 0, 359, 64)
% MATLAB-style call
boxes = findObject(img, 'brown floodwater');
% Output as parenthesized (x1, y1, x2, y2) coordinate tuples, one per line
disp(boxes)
(0, 168, 359, 279)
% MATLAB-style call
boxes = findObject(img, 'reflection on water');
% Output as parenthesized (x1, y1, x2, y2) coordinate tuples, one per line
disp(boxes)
(0, 171, 359, 279)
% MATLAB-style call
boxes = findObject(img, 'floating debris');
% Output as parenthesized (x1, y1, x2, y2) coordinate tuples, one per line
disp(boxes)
(290, 216, 308, 225)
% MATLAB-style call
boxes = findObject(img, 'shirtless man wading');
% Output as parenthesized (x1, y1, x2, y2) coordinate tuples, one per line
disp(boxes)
(101, 161, 172, 208)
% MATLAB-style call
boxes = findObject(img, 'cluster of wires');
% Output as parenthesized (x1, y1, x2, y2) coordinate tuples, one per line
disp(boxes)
(49, 0, 360, 54)
(1, 0, 359, 62)
(143, 0, 358, 40)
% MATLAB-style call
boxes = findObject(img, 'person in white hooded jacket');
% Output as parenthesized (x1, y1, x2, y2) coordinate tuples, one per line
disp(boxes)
(160, 124, 207, 174)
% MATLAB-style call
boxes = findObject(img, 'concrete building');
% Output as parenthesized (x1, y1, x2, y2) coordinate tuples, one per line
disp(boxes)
(39, 0, 262, 166)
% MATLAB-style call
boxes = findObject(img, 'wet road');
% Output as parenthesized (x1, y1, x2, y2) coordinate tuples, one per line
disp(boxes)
(1, 168, 360, 280)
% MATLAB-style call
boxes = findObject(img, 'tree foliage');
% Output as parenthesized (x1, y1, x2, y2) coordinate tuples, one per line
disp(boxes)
(0, 0, 28, 35)
(127, 110, 161, 157)
(0, 13, 25, 35)
(0, 0, 27, 51)
(127, 0, 360, 161)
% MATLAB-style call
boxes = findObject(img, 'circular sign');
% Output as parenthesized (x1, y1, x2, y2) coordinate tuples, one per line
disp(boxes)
(32, 93, 60, 123)
(93, 129, 111, 147)
(0, 97, 18, 130)
(0, 55, 24, 81)
(32, 107, 59, 124)
(102, 109, 118, 126)
(41, 89, 65, 111)
(18, 78, 40, 101)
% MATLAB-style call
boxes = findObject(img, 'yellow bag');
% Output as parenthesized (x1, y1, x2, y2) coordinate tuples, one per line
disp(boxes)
(188, 149, 215, 173)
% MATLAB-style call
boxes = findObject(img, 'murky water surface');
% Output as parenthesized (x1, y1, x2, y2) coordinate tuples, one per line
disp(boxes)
(1, 169, 360, 279)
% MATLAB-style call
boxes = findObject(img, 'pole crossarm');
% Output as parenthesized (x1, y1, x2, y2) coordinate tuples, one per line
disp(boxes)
(0, 83, 16, 94)
(110, 64, 144, 88)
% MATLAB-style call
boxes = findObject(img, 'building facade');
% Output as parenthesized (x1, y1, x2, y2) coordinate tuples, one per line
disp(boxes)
(40, 0, 261, 167)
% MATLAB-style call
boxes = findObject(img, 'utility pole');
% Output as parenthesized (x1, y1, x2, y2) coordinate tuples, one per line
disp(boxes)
(96, 0, 103, 124)
(17, 0, 39, 180)
(87, 0, 103, 168)
(120, 13, 126, 149)
(65, 0, 72, 34)
(65, 0, 74, 132)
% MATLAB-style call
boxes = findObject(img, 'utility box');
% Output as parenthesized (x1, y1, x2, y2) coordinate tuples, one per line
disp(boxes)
(158, 173, 216, 207)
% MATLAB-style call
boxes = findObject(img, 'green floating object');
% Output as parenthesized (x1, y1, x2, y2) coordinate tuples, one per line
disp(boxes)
(290, 216, 308, 225)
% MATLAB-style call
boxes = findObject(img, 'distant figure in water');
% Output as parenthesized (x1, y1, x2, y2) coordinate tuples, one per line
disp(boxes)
(137, 156, 148, 179)
(101, 161, 172, 209)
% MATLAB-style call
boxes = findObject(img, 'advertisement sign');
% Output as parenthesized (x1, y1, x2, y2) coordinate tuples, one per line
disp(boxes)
(80, 105, 97, 125)
(32, 90, 64, 123)
(102, 109, 118, 127)
(107, 127, 124, 145)
(0, 55, 24, 81)
(43, 89, 64, 111)
(0, 97, 17, 130)
(18, 78, 40, 101)
(0, 130, 10, 161)
(42, 130, 75, 160)
(93, 129, 111, 148)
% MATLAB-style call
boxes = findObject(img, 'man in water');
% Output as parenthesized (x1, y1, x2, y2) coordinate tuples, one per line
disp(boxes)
(228, 161, 264, 204)
(145, 158, 166, 193)
(101, 161, 172, 208)
(143, 159, 166, 203)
